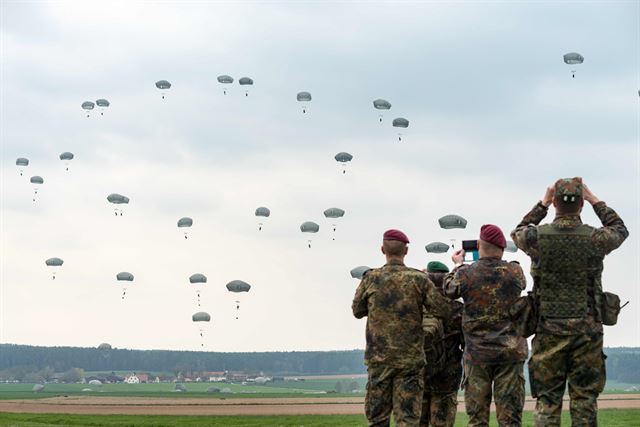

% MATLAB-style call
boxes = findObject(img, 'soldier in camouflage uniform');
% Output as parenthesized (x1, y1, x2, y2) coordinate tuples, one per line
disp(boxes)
(353, 229, 451, 427)
(444, 224, 528, 427)
(421, 261, 464, 427)
(511, 178, 628, 427)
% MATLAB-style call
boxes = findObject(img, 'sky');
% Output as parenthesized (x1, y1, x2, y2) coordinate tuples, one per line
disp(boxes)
(1, 0, 638, 352)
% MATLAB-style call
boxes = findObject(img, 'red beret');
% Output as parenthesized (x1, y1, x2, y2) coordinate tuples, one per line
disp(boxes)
(480, 224, 506, 249)
(383, 229, 410, 244)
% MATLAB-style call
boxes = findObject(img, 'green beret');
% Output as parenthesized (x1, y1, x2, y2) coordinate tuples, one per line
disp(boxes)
(427, 261, 449, 273)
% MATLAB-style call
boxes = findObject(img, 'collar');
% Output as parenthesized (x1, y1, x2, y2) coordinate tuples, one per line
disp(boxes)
(552, 214, 583, 228)
(385, 260, 405, 266)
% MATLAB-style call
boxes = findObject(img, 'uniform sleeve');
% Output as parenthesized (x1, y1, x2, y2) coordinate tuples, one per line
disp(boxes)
(443, 265, 467, 299)
(423, 276, 452, 320)
(510, 262, 527, 291)
(511, 201, 548, 259)
(352, 278, 369, 319)
(591, 202, 629, 255)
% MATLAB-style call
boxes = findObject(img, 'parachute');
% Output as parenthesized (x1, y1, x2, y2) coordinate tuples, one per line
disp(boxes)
(16, 157, 28, 176)
(505, 240, 518, 253)
(177, 217, 193, 239)
(239, 77, 254, 96)
(95, 99, 110, 115)
(297, 91, 312, 113)
(45, 257, 63, 280)
(255, 207, 271, 231)
(323, 208, 345, 239)
(373, 99, 391, 122)
(300, 221, 320, 248)
(155, 80, 171, 99)
(107, 193, 129, 216)
(116, 272, 134, 300)
(439, 214, 467, 249)
(334, 152, 353, 174)
(350, 265, 371, 279)
(192, 311, 211, 346)
(217, 75, 234, 95)
(189, 273, 207, 307)
(425, 242, 450, 254)
(392, 118, 409, 141)
(563, 52, 584, 78)
(438, 215, 467, 229)
(30, 176, 44, 202)
(32, 384, 45, 393)
(226, 280, 251, 319)
(81, 101, 95, 117)
(59, 152, 74, 171)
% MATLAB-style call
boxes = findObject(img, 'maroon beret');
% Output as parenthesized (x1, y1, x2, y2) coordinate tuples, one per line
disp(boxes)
(479, 224, 506, 249)
(383, 229, 410, 244)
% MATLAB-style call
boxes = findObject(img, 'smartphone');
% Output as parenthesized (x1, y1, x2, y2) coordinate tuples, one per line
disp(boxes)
(462, 240, 479, 263)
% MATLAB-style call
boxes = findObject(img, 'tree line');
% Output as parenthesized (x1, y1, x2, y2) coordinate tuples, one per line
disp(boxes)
(0, 344, 638, 384)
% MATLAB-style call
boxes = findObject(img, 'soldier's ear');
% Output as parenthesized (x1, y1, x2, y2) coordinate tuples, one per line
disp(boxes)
(381, 245, 386, 255)
(404, 246, 408, 255)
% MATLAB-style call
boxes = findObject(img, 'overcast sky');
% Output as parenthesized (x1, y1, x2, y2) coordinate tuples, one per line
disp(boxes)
(1, 1, 638, 352)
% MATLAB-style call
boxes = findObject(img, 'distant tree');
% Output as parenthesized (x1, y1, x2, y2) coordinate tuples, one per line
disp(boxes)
(335, 381, 344, 393)
(347, 380, 359, 392)
(61, 368, 84, 383)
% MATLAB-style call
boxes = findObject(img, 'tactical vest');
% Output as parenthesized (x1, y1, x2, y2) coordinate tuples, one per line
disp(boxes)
(532, 224, 604, 319)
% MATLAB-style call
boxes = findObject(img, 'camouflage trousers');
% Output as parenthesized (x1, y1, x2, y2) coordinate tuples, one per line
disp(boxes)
(463, 361, 525, 427)
(421, 356, 462, 427)
(529, 331, 605, 427)
(365, 364, 424, 427)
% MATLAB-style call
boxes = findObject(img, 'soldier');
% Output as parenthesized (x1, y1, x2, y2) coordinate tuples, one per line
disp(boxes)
(511, 178, 628, 427)
(421, 261, 464, 427)
(444, 224, 528, 427)
(353, 229, 451, 427)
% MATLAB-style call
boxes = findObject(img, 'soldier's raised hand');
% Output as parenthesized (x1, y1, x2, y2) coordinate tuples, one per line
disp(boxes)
(582, 182, 600, 205)
(542, 185, 555, 207)
(452, 249, 465, 266)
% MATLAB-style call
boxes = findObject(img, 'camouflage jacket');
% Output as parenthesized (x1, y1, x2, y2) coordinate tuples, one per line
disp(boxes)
(427, 271, 464, 354)
(444, 257, 528, 365)
(511, 201, 629, 335)
(352, 261, 451, 368)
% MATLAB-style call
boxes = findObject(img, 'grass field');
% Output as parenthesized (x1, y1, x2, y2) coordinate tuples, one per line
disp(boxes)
(0, 410, 639, 426)
(0, 380, 364, 400)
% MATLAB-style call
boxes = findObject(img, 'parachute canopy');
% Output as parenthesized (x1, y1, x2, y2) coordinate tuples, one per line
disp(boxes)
(239, 77, 254, 85)
(30, 176, 44, 184)
(177, 217, 193, 228)
(255, 207, 271, 217)
(563, 52, 584, 65)
(300, 221, 320, 233)
(59, 152, 74, 161)
(81, 101, 95, 111)
(350, 265, 371, 279)
(505, 240, 518, 253)
(297, 91, 312, 102)
(116, 272, 134, 281)
(438, 214, 467, 229)
(32, 384, 45, 392)
(392, 118, 409, 128)
(16, 158, 29, 166)
(425, 242, 450, 253)
(192, 311, 211, 322)
(45, 257, 64, 266)
(155, 80, 171, 89)
(323, 208, 345, 218)
(334, 152, 353, 163)
(226, 280, 251, 293)
(96, 99, 110, 107)
(217, 75, 234, 84)
(107, 193, 129, 204)
(189, 273, 207, 284)
(373, 99, 392, 110)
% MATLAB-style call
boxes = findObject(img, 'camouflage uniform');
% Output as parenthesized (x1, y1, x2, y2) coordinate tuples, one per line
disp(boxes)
(421, 270, 464, 427)
(353, 261, 451, 427)
(511, 182, 628, 427)
(444, 258, 528, 427)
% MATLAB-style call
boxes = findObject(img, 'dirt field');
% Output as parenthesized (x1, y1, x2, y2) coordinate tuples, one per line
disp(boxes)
(1, 394, 639, 416)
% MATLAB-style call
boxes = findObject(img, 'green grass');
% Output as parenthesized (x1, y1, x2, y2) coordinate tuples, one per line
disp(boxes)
(0, 410, 638, 426)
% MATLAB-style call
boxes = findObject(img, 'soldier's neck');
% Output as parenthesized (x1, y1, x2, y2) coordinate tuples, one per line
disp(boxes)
(385, 257, 405, 265)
